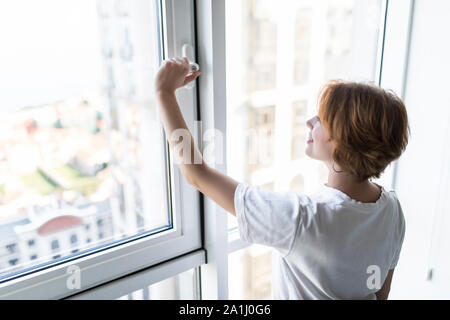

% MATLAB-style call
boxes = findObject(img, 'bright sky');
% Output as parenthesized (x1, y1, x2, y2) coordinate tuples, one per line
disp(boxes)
(0, 0, 102, 111)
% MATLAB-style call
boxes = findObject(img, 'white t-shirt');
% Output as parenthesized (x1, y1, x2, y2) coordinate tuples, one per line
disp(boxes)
(234, 182, 405, 300)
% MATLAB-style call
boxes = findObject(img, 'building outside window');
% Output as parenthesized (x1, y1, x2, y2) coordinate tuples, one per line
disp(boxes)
(70, 234, 78, 246)
(8, 259, 18, 266)
(6, 244, 17, 254)
(50, 240, 59, 252)
(248, 105, 276, 172)
(293, 8, 312, 85)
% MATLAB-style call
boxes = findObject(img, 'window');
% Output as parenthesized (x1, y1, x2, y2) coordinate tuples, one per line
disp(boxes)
(51, 240, 59, 251)
(294, 8, 312, 85)
(6, 244, 17, 254)
(116, 268, 199, 300)
(226, 0, 385, 298)
(0, 0, 202, 300)
(229, 244, 272, 299)
(70, 234, 78, 246)
(248, 105, 276, 171)
(246, 0, 278, 91)
(0, 0, 172, 279)
(8, 259, 19, 267)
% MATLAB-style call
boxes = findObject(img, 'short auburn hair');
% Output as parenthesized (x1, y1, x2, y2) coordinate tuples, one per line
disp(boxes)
(317, 80, 410, 182)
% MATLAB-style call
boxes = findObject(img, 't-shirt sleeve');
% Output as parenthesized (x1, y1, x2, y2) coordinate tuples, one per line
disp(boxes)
(234, 183, 309, 257)
(390, 199, 406, 269)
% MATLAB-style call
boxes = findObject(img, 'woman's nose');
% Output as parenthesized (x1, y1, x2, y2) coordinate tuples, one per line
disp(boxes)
(306, 118, 313, 130)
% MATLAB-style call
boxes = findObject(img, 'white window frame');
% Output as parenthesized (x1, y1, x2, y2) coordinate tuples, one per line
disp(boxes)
(195, 0, 230, 300)
(374, 0, 415, 191)
(68, 250, 204, 300)
(0, 0, 203, 300)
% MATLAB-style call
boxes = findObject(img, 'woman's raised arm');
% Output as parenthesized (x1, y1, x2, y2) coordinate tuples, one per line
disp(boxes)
(154, 57, 240, 216)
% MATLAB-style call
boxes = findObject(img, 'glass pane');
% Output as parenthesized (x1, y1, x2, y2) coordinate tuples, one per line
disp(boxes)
(225, 0, 383, 229)
(0, 0, 170, 280)
(116, 268, 199, 300)
(229, 244, 272, 299)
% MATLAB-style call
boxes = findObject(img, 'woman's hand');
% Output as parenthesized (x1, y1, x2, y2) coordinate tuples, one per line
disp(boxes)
(154, 57, 201, 94)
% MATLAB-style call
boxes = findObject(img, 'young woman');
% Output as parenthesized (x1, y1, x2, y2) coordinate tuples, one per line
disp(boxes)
(154, 57, 409, 300)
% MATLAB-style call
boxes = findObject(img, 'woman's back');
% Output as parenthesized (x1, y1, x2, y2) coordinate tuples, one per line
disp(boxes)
(234, 182, 405, 300)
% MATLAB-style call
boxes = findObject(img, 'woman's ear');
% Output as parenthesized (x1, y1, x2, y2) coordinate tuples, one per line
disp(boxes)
(328, 139, 336, 156)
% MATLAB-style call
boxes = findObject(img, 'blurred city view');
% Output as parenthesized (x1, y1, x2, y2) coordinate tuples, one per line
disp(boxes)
(226, 0, 382, 299)
(0, 96, 112, 277)
(0, 0, 169, 279)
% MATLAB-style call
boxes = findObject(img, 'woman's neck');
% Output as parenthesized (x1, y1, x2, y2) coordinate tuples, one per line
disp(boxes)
(325, 162, 381, 203)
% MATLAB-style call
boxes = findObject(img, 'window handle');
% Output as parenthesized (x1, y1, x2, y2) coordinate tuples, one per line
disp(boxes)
(189, 62, 200, 73)
(182, 44, 199, 89)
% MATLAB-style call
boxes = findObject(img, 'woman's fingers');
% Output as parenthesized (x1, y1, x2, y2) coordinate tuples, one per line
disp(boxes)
(174, 57, 188, 64)
(177, 58, 190, 72)
(165, 57, 190, 74)
(183, 71, 201, 85)
(169, 57, 189, 67)
(165, 58, 180, 65)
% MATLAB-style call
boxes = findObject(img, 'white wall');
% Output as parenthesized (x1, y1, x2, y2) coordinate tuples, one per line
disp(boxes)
(389, 0, 450, 299)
